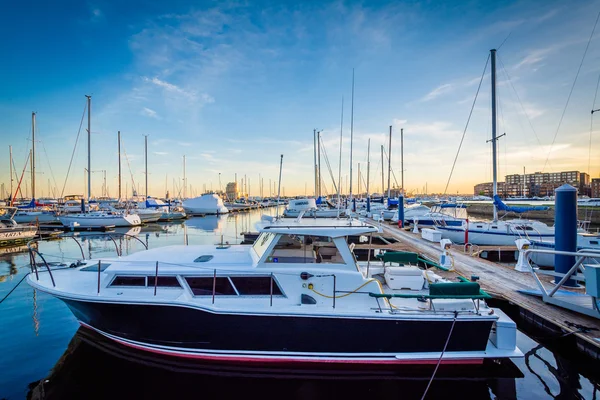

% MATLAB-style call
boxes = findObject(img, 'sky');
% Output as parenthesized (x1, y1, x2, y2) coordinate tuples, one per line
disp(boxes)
(2, 0, 600, 199)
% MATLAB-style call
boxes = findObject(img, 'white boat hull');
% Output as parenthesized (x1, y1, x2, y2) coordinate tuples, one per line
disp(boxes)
(59, 214, 141, 228)
(13, 212, 58, 224)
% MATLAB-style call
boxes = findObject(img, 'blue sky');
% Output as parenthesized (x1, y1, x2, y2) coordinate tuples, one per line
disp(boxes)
(2, 0, 600, 198)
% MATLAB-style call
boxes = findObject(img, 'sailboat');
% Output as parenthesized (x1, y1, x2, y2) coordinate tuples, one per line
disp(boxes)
(435, 49, 562, 246)
(58, 96, 141, 228)
(12, 112, 59, 224)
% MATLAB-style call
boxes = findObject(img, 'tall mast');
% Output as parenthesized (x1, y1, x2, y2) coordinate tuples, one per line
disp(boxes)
(31, 112, 36, 199)
(349, 68, 355, 201)
(277, 154, 283, 209)
(491, 49, 498, 221)
(366, 138, 370, 197)
(387, 125, 392, 199)
(86, 95, 91, 202)
(144, 135, 148, 199)
(358, 163, 361, 196)
(313, 129, 318, 197)
(183, 155, 186, 199)
(9, 145, 13, 200)
(317, 131, 321, 198)
(337, 97, 343, 213)
(401, 128, 404, 196)
(118, 131, 122, 200)
(380, 145, 384, 195)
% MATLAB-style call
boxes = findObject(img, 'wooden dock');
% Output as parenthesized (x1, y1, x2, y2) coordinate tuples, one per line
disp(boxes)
(372, 219, 600, 360)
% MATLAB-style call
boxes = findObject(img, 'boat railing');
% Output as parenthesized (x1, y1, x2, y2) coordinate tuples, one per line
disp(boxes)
(522, 248, 600, 318)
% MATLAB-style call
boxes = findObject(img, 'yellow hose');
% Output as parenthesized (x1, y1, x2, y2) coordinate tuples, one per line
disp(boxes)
(309, 278, 381, 299)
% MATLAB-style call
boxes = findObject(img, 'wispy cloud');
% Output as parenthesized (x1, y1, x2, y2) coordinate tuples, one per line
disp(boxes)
(420, 83, 454, 102)
(153, 151, 168, 156)
(141, 107, 158, 119)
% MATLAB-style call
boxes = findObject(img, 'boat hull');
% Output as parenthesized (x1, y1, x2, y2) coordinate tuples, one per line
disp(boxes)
(59, 215, 141, 228)
(60, 298, 495, 364)
(436, 226, 554, 246)
(0, 227, 38, 245)
(13, 212, 58, 224)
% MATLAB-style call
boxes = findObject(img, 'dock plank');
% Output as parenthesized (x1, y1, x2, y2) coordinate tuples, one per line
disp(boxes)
(372, 220, 600, 355)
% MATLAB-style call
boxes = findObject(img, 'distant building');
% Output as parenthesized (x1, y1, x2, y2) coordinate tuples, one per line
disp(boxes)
(475, 170, 591, 198)
(474, 182, 505, 197)
(592, 178, 600, 198)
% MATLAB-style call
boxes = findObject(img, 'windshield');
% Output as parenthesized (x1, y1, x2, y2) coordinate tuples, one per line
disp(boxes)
(252, 232, 275, 260)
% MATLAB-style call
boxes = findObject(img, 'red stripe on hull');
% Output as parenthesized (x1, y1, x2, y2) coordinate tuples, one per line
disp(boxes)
(79, 322, 483, 366)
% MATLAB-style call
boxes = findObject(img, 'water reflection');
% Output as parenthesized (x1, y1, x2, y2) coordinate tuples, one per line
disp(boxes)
(27, 327, 522, 400)
(184, 215, 225, 232)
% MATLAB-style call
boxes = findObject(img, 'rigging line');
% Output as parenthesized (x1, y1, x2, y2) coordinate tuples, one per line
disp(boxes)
(382, 147, 400, 188)
(40, 140, 59, 198)
(444, 54, 490, 195)
(589, 72, 600, 176)
(320, 138, 339, 194)
(497, 31, 512, 51)
(498, 55, 552, 169)
(542, 9, 600, 172)
(60, 101, 87, 198)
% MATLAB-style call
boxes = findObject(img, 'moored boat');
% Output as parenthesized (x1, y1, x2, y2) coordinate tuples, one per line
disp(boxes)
(27, 215, 521, 366)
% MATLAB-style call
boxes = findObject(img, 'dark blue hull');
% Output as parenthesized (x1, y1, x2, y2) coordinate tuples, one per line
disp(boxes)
(62, 299, 493, 355)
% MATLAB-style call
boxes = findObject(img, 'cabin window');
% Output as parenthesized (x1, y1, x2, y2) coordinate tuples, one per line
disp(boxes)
(265, 235, 344, 264)
(252, 232, 275, 259)
(185, 277, 236, 296)
(147, 276, 181, 288)
(590, 241, 599, 245)
(110, 276, 146, 287)
(491, 226, 498, 229)
(194, 255, 214, 263)
(230, 276, 283, 296)
(476, 225, 483, 228)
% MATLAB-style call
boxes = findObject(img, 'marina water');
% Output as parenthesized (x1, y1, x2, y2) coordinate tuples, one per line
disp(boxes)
(1, 207, 599, 399)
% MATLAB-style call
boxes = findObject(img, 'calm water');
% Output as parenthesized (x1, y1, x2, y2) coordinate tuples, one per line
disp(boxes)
(1, 207, 599, 399)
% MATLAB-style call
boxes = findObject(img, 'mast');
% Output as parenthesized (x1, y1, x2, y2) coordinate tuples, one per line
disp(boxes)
(313, 129, 318, 197)
(9, 145, 13, 200)
(86, 95, 91, 202)
(366, 138, 370, 197)
(337, 97, 343, 214)
(349, 68, 355, 201)
(118, 131, 121, 200)
(317, 131, 321, 198)
(31, 112, 36, 199)
(358, 163, 361, 196)
(144, 135, 148, 199)
(276, 154, 283, 210)
(183, 155, 187, 199)
(380, 145, 384, 195)
(387, 125, 392, 200)
(401, 128, 404, 196)
(491, 49, 498, 221)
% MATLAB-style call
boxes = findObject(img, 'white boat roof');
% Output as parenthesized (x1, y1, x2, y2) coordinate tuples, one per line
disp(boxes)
(103, 245, 254, 273)
(257, 216, 380, 237)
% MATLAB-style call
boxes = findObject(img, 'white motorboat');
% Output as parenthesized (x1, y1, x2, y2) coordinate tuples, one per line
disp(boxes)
(183, 194, 229, 215)
(59, 211, 142, 228)
(130, 208, 162, 223)
(283, 198, 345, 218)
(390, 204, 431, 224)
(27, 215, 521, 366)
(0, 208, 38, 245)
(13, 209, 58, 224)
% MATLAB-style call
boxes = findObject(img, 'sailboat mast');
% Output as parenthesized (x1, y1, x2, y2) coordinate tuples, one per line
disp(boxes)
(9, 145, 13, 200)
(144, 135, 148, 199)
(337, 97, 343, 214)
(86, 95, 91, 202)
(366, 139, 370, 197)
(380, 145, 384, 195)
(317, 131, 321, 198)
(183, 155, 187, 199)
(387, 125, 392, 200)
(118, 131, 122, 200)
(313, 129, 318, 197)
(349, 69, 355, 201)
(491, 49, 498, 221)
(401, 128, 404, 196)
(31, 112, 36, 199)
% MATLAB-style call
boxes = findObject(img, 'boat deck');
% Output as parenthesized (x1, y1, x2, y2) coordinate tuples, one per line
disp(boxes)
(371, 219, 600, 360)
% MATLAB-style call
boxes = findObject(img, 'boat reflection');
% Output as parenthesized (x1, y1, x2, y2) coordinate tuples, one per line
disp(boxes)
(27, 327, 523, 400)
(184, 215, 225, 233)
